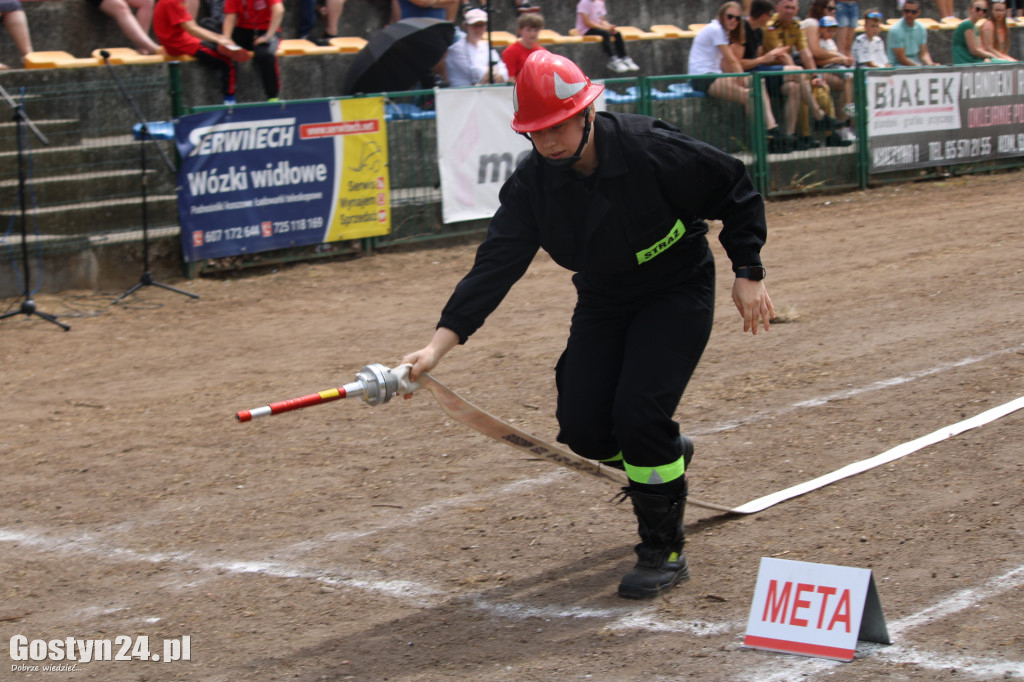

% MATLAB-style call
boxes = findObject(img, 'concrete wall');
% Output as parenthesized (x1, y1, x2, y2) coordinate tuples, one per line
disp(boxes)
(2, 0, 977, 68)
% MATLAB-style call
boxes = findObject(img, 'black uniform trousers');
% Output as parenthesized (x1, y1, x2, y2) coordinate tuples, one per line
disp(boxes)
(554, 245, 715, 473)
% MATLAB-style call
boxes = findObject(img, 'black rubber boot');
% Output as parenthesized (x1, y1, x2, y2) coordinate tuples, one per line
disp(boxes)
(617, 479, 689, 599)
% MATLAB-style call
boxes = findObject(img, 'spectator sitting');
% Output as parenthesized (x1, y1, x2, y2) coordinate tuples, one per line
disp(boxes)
(89, 0, 161, 54)
(852, 8, 890, 66)
(762, 0, 844, 148)
(154, 0, 238, 104)
(734, 0, 824, 150)
(502, 12, 547, 82)
(815, 15, 856, 142)
(0, 0, 33, 69)
(445, 7, 508, 86)
(689, 2, 796, 153)
(953, 1, 1005, 63)
(802, 1, 853, 119)
(575, 0, 638, 73)
(886, 0, 936, 66)
(979, 1, 1017, 60)
(222, 0, 284, 101)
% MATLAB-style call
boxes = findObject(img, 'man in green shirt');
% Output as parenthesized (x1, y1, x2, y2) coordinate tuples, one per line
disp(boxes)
(886, 0, 937, 66)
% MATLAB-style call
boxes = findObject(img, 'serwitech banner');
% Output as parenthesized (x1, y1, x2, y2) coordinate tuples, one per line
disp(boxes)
(175, 98, 391, 262)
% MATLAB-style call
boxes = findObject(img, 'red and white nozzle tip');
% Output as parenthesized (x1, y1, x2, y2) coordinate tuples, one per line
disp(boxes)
(235, 363, 422, 422)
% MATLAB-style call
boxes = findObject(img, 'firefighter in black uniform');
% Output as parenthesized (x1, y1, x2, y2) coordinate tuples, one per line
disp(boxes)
(402, 51, 774, 599)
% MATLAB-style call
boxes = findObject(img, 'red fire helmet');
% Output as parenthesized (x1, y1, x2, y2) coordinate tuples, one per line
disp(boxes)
(511, 51, 604, 133)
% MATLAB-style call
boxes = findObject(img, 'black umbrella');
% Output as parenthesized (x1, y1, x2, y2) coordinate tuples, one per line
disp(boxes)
(342, 18, 456, 96)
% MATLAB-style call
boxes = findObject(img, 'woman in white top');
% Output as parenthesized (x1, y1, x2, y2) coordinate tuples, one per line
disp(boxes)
(687, 2, 786, 144)
(445, 8, 509, 87)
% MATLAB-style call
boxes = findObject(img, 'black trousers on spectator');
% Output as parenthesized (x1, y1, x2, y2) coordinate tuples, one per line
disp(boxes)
(554, 246, 715, 472)
(194, 41, 236, 97)
(584, 27, 627, 58)
(230, 27, 281, 99)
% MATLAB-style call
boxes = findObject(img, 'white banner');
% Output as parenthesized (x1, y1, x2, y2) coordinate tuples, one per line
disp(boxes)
(436, 87, 532, 224)
(436, 85, 607, 224)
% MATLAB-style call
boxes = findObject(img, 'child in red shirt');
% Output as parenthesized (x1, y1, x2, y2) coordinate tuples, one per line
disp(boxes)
(222, 0, 284, 100)
(154, 0, 239, 104)
(501, 12, 547, 82)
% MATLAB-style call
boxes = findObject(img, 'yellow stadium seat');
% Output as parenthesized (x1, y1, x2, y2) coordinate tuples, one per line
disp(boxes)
(537, 29, 580, 44)
(568, 28, 605, 42)
(487, 30, 518, 47)
(649, 24, 692, 38)
(329, 36, 368, 53)
(91, 48, 166, 65)
(24, 51, 101, 69)
(616, 25, 661, 40)
(277, 39, 339, 56)
(688, 23, 708, 33)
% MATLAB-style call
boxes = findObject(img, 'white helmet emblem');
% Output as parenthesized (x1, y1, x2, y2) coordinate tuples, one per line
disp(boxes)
(554, 72, 585, 100)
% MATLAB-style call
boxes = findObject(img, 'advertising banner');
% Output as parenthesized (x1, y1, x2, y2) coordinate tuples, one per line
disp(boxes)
(175, 98, 390, 262)
(436, 86, 532, 224)
(436, 86, 606, 224)
(867, 65, 1024, 173)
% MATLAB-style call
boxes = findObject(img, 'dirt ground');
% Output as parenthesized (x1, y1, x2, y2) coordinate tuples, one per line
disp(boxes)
(2, 169, 1023, 682)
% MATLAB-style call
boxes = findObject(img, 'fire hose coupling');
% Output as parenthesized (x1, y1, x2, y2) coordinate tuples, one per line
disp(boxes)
(355, 363, 422, 406)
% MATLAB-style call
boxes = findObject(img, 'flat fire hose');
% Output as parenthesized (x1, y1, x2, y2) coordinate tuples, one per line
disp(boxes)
(236, 364, 1024, 516)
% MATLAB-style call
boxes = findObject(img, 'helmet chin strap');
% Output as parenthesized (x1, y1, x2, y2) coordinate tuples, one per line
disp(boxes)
(522, 109, 593, 169)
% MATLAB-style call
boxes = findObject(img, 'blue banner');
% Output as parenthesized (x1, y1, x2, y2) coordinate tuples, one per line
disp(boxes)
(175, 98, 391, 262)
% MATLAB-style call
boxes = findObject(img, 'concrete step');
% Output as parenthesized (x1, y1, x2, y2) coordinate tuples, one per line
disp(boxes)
(0, 135, 175, 176)
(0, 168, 178, 204)
(0, 118, 83, 152)
(0, 194, 179, 236)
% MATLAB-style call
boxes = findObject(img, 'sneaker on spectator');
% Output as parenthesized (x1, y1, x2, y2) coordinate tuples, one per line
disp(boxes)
(223, 95, 236, 106)
(608, 56, 629, 73)
(839, 127, 857, 143)
(621, 56, 640, 72)
(842, 102, 856, 118)
(516, 1, 541, 13)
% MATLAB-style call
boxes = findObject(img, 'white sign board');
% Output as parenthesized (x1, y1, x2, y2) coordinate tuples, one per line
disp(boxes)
(744, 557, 889, 661)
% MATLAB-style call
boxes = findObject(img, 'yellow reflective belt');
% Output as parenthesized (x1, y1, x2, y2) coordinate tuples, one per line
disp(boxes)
(624, 455, 686, 485)
(635, 219, 686, 264)
(600, 452, 624, 463)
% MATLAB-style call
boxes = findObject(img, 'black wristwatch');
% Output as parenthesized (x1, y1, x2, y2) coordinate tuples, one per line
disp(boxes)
(735, 265, 767, 281)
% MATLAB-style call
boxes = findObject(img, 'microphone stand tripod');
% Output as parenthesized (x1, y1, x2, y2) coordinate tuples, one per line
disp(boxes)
(0, 82, 70, 331)
(99, 51, 199, 305)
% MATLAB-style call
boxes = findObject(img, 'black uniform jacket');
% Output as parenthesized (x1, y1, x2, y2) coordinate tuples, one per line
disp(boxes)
(438, 112, 767, 344)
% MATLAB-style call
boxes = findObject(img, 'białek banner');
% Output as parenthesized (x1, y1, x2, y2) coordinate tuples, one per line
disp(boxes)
(175, 98, 390, 262)
(867, 64, 1024, 173)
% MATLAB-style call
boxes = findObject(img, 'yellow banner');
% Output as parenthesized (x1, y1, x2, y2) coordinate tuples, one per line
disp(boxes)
(325, 97, 391, 241)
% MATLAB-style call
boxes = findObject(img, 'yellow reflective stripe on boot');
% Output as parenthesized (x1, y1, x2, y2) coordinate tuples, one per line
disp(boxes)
(635, 219, 686, 264)
(624, 455, 686, 485)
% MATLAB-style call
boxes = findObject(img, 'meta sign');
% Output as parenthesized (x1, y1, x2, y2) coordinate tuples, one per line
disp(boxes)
(744, 558, 890, 661)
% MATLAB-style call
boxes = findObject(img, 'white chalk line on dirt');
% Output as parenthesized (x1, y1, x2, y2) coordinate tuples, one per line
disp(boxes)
(0, 527, 444, 605)
(739, 563, 1024, 682)
(692, 343, 1024, 436)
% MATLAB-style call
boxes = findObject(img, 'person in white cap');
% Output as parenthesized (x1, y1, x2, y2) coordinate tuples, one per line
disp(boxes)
(445, 7, 509, 86)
